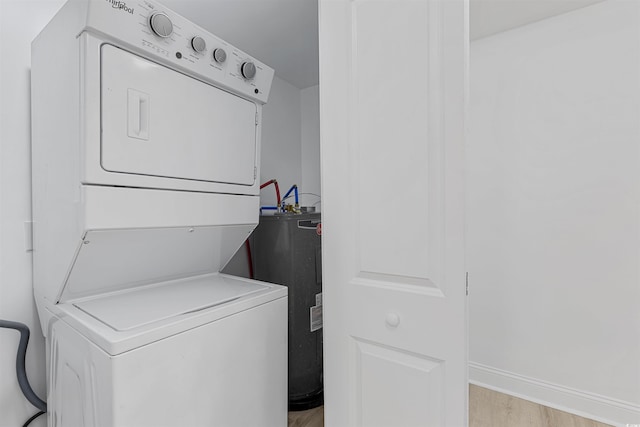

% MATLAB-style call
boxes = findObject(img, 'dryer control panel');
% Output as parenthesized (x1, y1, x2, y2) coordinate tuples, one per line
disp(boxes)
(84, 0, 274, 104)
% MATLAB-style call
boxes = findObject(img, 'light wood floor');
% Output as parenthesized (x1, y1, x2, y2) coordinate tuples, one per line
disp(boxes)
(287, 385, 612, 427)
(288, 405, 324, 427)
(468, 385, 612, 427)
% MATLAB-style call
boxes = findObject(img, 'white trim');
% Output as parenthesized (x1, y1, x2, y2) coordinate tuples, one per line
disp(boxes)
(469, 362, 640, 427)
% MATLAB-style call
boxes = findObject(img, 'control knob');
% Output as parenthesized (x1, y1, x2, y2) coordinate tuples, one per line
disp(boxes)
(191, 36, 206, 53)
(213, 48, 227, 63)
(149, 12, 173, 38)
(241, 61, 257, 80)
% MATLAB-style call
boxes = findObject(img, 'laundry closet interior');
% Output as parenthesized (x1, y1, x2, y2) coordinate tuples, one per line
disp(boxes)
(0, 0, 638, 426)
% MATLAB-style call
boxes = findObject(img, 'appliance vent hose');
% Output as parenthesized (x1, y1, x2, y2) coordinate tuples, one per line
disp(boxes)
(0, 320, 47, 412)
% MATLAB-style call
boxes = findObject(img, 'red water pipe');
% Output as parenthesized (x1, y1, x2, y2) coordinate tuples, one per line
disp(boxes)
(260, 179, 281, 206)
(252, 179, 280, 278)
(244, 239, 254, 279)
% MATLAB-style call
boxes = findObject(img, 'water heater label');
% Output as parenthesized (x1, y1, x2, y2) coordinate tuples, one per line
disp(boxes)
(310, 293, 323, 332)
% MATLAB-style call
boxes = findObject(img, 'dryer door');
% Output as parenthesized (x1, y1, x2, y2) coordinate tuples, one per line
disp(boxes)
(101, 44, 257, 186)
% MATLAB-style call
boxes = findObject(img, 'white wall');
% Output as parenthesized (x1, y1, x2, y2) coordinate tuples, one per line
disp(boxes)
(259, 76, 302, 207)
(260, 81, 321, 211)
(0, 2, 66, 426)
(468, 1, 640, 424)
(300, 85, 321, 210)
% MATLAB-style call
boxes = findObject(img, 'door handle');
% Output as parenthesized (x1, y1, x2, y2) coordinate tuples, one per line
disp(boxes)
(385, 312, 400, 328)
(127, 89, 149, 140)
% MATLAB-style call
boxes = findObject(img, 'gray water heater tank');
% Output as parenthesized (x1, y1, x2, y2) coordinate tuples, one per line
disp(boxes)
(251, 212, 323, 410)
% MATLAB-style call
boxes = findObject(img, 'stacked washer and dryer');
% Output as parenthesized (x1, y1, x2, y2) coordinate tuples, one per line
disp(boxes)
(31, 1, 286, 425)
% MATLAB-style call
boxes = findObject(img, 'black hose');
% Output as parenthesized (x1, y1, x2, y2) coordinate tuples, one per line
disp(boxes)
(22, 410, 45, 427)
(0, 320, 47, 412)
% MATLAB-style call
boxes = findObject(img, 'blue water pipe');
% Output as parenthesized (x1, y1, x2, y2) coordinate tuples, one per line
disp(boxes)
(281, 185, 299, 209)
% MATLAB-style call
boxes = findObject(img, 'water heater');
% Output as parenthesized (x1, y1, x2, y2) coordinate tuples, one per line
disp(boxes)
(251, 212, 323, 410)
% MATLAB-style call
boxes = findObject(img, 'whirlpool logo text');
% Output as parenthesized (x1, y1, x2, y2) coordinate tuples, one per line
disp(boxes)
(106, 0, 134, 14)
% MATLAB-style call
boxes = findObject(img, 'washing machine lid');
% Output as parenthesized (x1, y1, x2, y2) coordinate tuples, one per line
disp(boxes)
(73, 274, 268, 331)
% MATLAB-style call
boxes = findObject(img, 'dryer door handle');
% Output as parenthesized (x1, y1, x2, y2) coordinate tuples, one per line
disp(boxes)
(127, 89, 149, 140)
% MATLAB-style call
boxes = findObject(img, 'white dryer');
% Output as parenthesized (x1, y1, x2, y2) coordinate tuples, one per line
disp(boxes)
(31, 1, 286, 425)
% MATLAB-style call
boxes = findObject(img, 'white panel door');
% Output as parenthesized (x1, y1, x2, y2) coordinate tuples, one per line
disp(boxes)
(101, 44, 257, 186)
(319, 0, 468, 426)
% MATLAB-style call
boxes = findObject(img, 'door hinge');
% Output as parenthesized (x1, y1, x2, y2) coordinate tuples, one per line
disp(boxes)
(254, 166, 257, 179)
(255, 112, 259, 125)
(465, 272, 469, 296)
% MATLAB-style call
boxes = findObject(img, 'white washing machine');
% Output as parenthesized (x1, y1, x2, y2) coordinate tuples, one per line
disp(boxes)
(31, 1, 286, 425)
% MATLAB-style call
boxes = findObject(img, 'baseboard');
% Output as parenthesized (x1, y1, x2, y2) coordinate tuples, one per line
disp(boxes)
(469, 362, 640, 427)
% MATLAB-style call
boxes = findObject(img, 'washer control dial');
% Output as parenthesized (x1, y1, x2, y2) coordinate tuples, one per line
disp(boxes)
(213, 48, 227, 63)
(191, 36, 206, 53)
(241, 61, 257, 80)
(149, 13, 173, 38)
